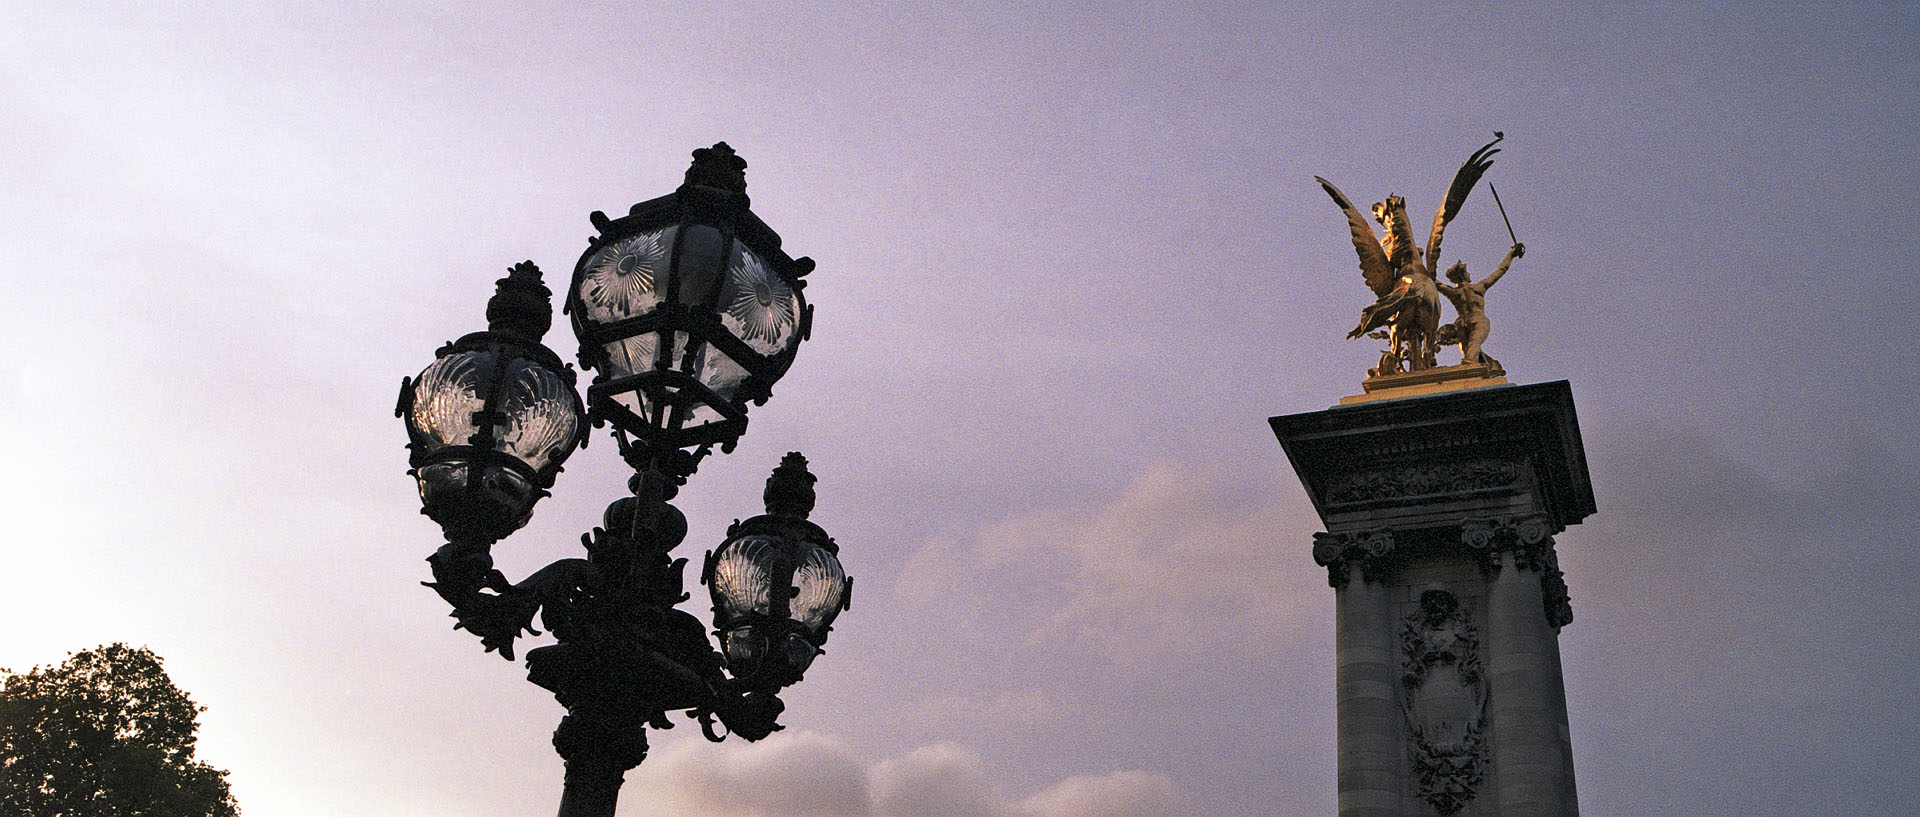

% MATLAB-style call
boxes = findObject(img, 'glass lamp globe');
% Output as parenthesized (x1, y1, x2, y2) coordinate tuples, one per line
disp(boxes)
(566, 142, 814, 455)
(702, 452, 850, 688)
(399, 262, 587, 544)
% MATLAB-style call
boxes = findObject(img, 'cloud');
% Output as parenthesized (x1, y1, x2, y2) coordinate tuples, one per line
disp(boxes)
(1014, 769, 1185, 817)
(893, 463, 1322, 667)
(627, 733, 1185, 817)
(871, 744, 1001, 817)
(631, 731, 869, 817)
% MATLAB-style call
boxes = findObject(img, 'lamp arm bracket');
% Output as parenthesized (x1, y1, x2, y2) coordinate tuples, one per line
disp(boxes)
(686, 682, 786, 744)
(426, 545, 599, 661)
(697, 708, 727, 742)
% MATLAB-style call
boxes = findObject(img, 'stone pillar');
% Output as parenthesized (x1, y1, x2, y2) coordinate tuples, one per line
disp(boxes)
(1334, 559, 1403, 816)
(1273, 381, 1594, 817)
(1484, 550, 1576, 815)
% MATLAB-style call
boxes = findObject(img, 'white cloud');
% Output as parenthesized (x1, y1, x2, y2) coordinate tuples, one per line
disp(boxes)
(1016, 770, 1186, 817)
(894, 463, 1319, 665)
(626, 733, 1184, 817)
(871, 744, 1000, 817)
(633, 731, 869, 817)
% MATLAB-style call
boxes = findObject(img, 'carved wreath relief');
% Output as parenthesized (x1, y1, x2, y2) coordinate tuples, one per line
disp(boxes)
(1401, 589, 1488, 815)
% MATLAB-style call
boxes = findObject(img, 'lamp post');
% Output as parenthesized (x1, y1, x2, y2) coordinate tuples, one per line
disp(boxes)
(395, 143, 851, 817)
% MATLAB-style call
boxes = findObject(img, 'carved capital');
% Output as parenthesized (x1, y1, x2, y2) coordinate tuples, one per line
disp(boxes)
(1312, 528, 1397, 588)
(1310, 516, 1574, 627)
(1459, 514, 1573, 628)
(1459, 514, 1555, 570)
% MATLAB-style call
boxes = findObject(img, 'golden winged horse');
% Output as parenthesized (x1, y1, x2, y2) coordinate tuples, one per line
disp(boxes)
(1316, 136, 1501, 376)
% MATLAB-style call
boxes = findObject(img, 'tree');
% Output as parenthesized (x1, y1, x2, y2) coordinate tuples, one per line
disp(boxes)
(0, 644, 237, 817)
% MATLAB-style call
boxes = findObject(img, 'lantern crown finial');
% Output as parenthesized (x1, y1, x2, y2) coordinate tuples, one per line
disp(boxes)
(486, 260, 554, 342)
(685, 142, 748, 194)
(763, 451, 816, 519)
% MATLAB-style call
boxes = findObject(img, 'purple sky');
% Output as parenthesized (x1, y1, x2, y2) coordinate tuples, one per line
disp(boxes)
(2, 3, 1915, 816)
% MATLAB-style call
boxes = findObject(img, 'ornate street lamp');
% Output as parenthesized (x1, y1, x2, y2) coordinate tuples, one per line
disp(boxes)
(398, 261, 587, 545)
(395, 144, 850, 817)
(706, 452, 851, 693)
(567, 141, 812, 461)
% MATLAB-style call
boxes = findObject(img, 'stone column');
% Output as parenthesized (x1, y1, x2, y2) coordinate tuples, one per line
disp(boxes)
(1273, 381, 1595, 817)
(1485, 550, 1578, 816)
(1334, 560, 1404, 816)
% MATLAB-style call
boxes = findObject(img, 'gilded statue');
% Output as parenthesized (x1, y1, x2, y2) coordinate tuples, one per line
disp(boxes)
(1437, 243, 1523, 372)
(1316, 135, 1504, 377)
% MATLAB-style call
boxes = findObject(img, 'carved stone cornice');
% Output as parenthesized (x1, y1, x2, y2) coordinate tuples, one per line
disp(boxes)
(1271, 381, 1597, 532)
(1325, 459, 1521, 505)
(1312, 528, 1397, 588)
(1460, 514, 1573, 628)
(1336, 427, 1508, 463)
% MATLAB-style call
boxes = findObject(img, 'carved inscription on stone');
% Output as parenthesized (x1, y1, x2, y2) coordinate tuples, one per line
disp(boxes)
(1341, 428, 1505, 462)
(1401, 589, 1488, 815)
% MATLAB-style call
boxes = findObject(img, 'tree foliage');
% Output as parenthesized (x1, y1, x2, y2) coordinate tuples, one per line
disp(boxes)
(0, 644, 237, 817)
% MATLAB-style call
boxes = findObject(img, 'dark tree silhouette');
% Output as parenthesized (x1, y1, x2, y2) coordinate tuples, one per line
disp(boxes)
(0, 644, 238, 817)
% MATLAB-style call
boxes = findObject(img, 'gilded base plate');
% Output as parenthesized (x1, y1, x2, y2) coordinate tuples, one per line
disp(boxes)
(1339, 363, 1509, 405)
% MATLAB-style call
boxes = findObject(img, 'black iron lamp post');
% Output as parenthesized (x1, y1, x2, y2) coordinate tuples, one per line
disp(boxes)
(395, 143, 851, 817)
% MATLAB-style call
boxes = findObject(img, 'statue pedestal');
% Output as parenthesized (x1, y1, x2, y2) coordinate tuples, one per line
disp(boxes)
(1341, 363, 1508, 405)
(1272, 381, 1594, 817)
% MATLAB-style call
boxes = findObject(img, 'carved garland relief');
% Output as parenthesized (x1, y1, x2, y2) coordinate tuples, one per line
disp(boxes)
(1401, 588, 1488, 815)
(1325, 460, 1520, 505)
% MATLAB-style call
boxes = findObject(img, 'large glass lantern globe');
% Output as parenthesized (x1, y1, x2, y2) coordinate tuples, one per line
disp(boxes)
(701, 453, 850, 688)
(566, 143, 814, 455)
(398, 263, 587, 544)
